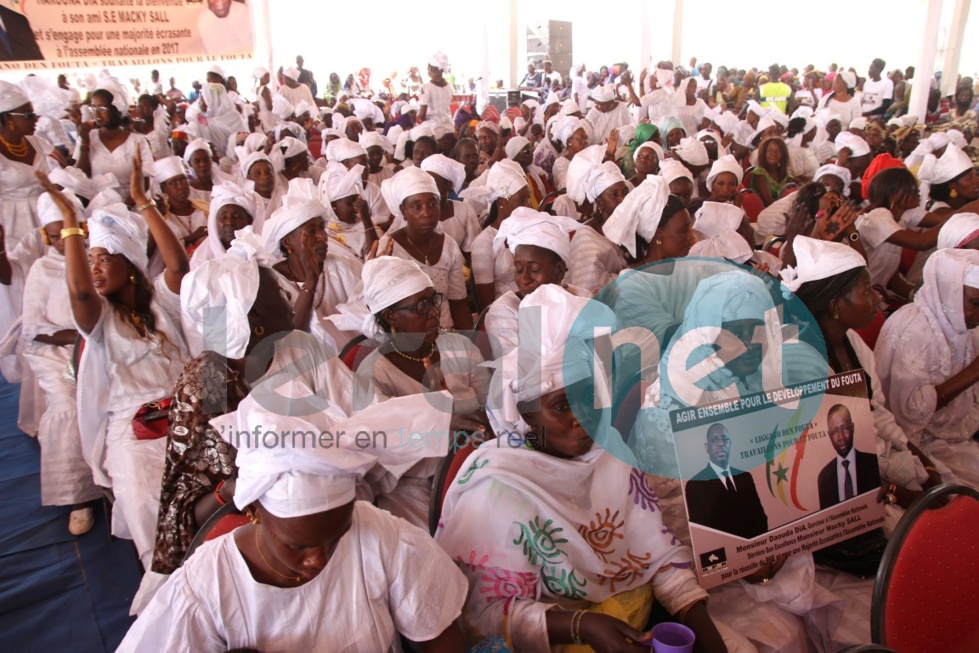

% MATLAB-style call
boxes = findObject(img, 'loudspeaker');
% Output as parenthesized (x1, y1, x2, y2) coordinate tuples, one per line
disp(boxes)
(547, 20, 572, 77)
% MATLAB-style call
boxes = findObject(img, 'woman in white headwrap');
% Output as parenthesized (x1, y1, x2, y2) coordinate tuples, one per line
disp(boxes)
(672, 136, 712, 199)
(704, 154, 744, 204)
(37, 150, 191, 572)
(474, 120, 502, 174)
(360, 130, 396, 187)
(691, 202, 780, 273)
(189, 180, 260, 270)
(421, 153, 481, 254)
(604, 175, 696, 268)
(319, 162, 377, 260)
(261, 179, 362, 343)
(355, 255, 489, 525)
(782, 237, 940, 525)
(183, 138, 225, 203)
(76, 79, 153, 188)
(585, 84, 633, 144)
(786, 115, 820, 181)
(628, 141, 664, 189)
(484, 208, 590, 358)
(816, 72, 862, 130)
(436, 284, 736, 653)
(121, 382, 469, 652)
(417, 52, 455, 131)
(550, 117, 591, 192)
(379, 168, 471, 330)
(918, 144, 979, 211)
(322, 137, 392, 231)
(564, 144, 630, 233)
(875, 249, 979, 488)
(193, 83, 246, 158)
(240, 150, 285, 226)
(673, 77, 710, 137)
(131, 93, 172, 161)
(464, 159, 531, 310)
(659, 158, 696, 205)
(148, 156, 209, 278)
(20, 191, 100, 535)
(0, 81, 60, 348)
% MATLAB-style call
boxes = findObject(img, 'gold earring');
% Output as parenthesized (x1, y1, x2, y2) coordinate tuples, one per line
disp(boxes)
(833, 313, 840, 320)
(129, 273, 137, 284)
(254, 325, 265, 336)
(950, 188, 959, 199)
(655, 239, 663, 245)
(390, 325, 396, 335)
(249, 513, 259, 525)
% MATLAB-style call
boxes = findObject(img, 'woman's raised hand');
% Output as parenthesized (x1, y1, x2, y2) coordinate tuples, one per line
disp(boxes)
(366, 239, 394, 261)
(34, 171, 79, 220)
(131, 147, 149, 206)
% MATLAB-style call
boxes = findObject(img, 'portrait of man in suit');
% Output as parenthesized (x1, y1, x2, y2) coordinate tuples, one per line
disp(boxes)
(0, 6, 44, 62)
(817, 404, 881, 509)
(684, 422, 769, 539)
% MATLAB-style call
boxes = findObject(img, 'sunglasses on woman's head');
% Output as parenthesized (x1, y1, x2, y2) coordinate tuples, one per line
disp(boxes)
(8, 111, 37, 121)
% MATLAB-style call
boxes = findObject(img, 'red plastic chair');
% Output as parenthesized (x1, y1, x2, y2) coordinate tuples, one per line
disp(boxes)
(854, 309, 886, 350)
(872, 484, 979, 652)
(740, 190, 764, 223)
(898, 247, 918, 275)
(470, 306, 494, 361)
(428, 434, 495, 535)
(183, 501, 248, 563)
(338, 334, 375, 372)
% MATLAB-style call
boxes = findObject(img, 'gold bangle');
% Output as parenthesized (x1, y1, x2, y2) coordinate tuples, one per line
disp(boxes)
(60, 227, 86, 239)
(924, 465, 938, 474)
(134, 201, 156, 213)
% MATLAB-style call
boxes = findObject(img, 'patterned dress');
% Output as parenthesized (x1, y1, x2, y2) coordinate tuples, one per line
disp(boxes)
(151, 352, 248, 574)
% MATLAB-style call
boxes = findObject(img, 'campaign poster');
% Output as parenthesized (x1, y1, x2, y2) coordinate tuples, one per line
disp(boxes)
(671, 371, 886, 589)
(0, 0, 253, 71)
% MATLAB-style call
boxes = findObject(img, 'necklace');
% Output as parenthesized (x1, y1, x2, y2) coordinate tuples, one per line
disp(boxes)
(0, 133, 28, 158)
(404, 231, 433, 266)
(254, 528, 301, 583)
(391, 339, 437, 362)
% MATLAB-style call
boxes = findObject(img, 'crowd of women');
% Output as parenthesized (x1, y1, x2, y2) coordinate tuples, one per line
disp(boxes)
(1, 50, 978, 652)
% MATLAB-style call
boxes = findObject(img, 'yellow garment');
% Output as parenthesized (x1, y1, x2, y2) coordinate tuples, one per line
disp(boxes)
(561, 583, 654, 653)
(526, 172, 542, 210)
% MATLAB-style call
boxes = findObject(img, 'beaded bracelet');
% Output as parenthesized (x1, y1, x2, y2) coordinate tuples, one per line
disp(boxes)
(214, 479, 227, 506)
(570, 610, 586, 645)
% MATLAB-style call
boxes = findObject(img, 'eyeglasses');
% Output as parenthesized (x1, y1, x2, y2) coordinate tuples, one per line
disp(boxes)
(390, 293, 444, 315)
(8, 111, 37, 121)
(92, 106, 111, 113)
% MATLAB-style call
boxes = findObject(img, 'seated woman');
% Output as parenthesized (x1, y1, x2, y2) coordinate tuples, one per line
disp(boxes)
(855, 167, 946, 301)
(621, 123, 660, 181)
(261, 178, 362, 345)
(75, 78, 153, 190)
(20, 191, 101, 535)
(687, 154, 744, 216)
(189, 181, 260, 269)
(782, 237, 941, 530)
(875, 249, 979, 489)
(690, 202, 781, 273)
(564, 143, 629, 235)
(379, 167, 472, 330)
(435, 284, 737, 653)
(151, 228, 297, 580)
(119, 387, 469, 652)
(484, 208, 590, 359)
(550, 117, 591, 192)
(659, 159, 696, 206)
(919, 144, 978, 212)
(419, 154, 480, 256)
(318, 161, 379, 261)
(148, 156, 209, 276)
(356, 255, 490, 526)
(937, 212, 979, 250)
(37, 149, 191, 572)
(659, 115, 687, 149)
(749, 138, 792, 207)
(475, 120, 502, 174)
(603, 176, 696, 270)
(239, 151, 284, 226)
(463, 160, 532, 311)
(627, 140, 663, 188)
(756, 165, 851, 245)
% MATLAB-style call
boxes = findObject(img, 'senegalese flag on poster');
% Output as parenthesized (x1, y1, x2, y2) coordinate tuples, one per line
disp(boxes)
(764, 406, 810, 511)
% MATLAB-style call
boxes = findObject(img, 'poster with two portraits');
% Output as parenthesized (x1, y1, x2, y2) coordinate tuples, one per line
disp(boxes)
(672, 371, 885, 589)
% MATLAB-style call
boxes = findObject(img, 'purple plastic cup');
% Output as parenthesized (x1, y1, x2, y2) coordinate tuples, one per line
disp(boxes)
(651, 622, 696, 653)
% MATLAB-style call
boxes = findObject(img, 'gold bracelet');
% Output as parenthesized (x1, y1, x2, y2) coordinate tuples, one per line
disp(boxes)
(570, 610, 586, 645)
(134, 201, 156, 213)
(924, 465, 939, 474)
(60, 227, 86, 239)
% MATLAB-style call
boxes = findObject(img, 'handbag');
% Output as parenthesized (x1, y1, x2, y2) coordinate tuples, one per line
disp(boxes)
(132, 397, 173, 440)
(812, 527, 888, 578)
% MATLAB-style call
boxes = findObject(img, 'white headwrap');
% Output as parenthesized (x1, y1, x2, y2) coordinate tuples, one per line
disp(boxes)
(838, 71, 857, 90)
(659, 159, 695, 185)
(834, 132, 870, 157)
(712, 111, 740, 137)
(914, 249, 979, 367)
(88, 204, 149, 273)
(672, 137, 709, 167)
(211, 377, 447, 517)
(393, 123, 435, 162)
(430, 52, 450, 71)
(636, 140, 665, 163)
(946, 130, 968, 150)
(421, 154, 466, 194)
(275, 136, 308, 166)
(505, 136, 532, 161)
(182, 138, 212, 165)
(848, 117, 868, 132)
(748, 116, 777, 145)
(746, 100, 766, 118)
(271, 93, 295, 120)
(361, 255, 435, 339)
(552, 116, 587, 146)
(780, 236, 866, 292)
(360, 130, 393, 155)
(282, 66, 301, 82)
(85, 187, 125, 217)
(489, 284, 615, 440)
(48, 167, 114, 200)
(493, 207, 579, 264)
(770, 112, 789, 130)
(150, 156, 186, 184)
(918, 145, 973, 185)
(320, 161, 365, 204)
(261, 179, 327, 263)
(292, 101, 314, 120)
(560, 99, 581, 116)
(566, 145, 625, 204)
(603, 175, 671, 257)
(240, 151, 274, 179)
(37, 191, 83, 228)
(19, 76, 71, 119)
(691, 202, 752, 263)
(181, 226, 269, 359)
(705, 154, 744, 191)
(0, 80, 30, 112)
(94, 75, 129, 115)
(380, 167, 440, 219)
(937, 213, 979, 250)
(814, 164, 852, 197)
(201, 181, 260, 261)
(591, 85, 617, 103)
